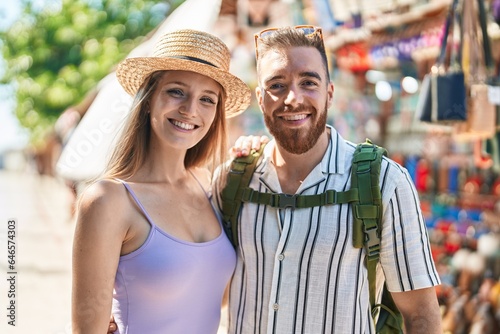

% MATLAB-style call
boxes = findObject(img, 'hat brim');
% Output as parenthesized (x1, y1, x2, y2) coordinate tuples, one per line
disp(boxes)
(116, 57, 251, 118)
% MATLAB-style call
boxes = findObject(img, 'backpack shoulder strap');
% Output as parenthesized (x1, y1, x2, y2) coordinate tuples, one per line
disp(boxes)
(221, 144, 266, 247)
(350, 139, 387, 307)
(352, 140, 403, 332)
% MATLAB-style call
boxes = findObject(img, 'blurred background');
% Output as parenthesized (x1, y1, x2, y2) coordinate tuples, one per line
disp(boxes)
(0, 0, 500, 333)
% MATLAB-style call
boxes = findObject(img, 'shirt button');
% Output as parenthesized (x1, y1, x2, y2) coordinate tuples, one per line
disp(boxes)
(273, 303, 279, 310)
(277, 254, 285, 261)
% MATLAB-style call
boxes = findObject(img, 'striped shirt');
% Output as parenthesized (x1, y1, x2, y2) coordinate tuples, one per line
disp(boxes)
(221, 125, 440, 334)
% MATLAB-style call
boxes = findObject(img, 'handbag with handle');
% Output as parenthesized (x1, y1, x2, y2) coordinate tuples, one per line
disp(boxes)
(453, 0, 498, 141)
(416, 0, 467, 124)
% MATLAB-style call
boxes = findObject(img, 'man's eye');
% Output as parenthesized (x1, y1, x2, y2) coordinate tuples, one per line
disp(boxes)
(268, 83, 284, 90)
(302, 80, 318, 87)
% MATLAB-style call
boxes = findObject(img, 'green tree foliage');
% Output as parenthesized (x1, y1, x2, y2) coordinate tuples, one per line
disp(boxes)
(0, 0, 183, 146)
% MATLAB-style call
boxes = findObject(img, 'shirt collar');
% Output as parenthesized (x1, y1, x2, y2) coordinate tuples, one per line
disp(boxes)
(320, 124, 347, 175)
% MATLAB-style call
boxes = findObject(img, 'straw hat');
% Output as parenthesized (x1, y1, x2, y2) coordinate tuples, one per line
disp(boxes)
(116, 29, 251, 118)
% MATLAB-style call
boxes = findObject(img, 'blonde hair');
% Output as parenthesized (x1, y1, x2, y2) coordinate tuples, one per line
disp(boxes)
(104, 70, 228, 180)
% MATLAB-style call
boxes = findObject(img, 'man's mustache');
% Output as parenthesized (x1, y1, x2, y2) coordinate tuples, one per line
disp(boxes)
(273, 105, 311, 114)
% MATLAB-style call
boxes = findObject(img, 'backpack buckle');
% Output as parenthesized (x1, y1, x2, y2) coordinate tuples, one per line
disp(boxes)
(275, 194, 297, 208)
(364, 226, 380, 258)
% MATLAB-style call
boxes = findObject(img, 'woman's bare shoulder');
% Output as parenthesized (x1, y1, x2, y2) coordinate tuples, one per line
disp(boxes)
(78, 179, 124, 208)
(76, 179, 131, 229)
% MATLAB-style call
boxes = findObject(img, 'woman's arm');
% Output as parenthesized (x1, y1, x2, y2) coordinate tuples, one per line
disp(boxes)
(72, 180, 128, 334)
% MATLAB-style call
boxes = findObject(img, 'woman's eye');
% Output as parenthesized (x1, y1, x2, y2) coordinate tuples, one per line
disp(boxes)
(167, 88, 183, 96)
(201, 96, 216, 104)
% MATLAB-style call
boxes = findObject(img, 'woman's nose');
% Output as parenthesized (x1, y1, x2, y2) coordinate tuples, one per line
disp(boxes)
(178, 99, 196, 117)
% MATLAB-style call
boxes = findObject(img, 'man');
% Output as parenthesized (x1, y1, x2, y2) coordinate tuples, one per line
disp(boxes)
(108, 25, 442, 333)
(221, 26, 442, 333)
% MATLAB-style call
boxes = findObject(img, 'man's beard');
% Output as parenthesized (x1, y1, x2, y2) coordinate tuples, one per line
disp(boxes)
(264, 103, 328, 155)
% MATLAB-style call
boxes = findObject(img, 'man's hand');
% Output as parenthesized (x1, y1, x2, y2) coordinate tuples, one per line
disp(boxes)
(230, 135, 269, 158)
(107, 315, 117, 333)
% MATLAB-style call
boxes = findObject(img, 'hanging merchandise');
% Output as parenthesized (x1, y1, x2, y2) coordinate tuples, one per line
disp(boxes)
(369, 37, 417, 69)
(310, 0, 336, 32)
(416, 158, 432, 193)
(411, 26, 446, 63)
(454, 84, 496, 139)
(289, 0, 307, 26)
(335, 41, 372, 73)
(493, 173, 500, 195)
(453, 0, 498, 142)
(438, 157, 450, 194)
(369, 27, 420, 69)
(415, 0, 467, 124)
(488, 84, 500, 105)
(473, 139, 494, 169)
(488, 20, 500, 91)
(448, 164, 461, 194)
(493, 0, 500, 25)
(246, 0, 273, 26)
(485, 132, 500, 172)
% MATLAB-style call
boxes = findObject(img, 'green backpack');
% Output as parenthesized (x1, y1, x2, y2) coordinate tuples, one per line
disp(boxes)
(221, 139, 403, 334)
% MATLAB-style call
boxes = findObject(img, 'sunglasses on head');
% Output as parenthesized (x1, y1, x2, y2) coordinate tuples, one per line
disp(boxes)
(254, 25, 323, 58)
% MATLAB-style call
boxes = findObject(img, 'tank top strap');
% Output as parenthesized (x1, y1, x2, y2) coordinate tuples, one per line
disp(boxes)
(114, 178, 156, 228)
(188, 170, 210, 198)
(188, 170, 222, 222)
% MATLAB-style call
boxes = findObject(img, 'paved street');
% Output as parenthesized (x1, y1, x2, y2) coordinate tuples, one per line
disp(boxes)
(0, 170, 75, 334)
(0, 169, 229, 334)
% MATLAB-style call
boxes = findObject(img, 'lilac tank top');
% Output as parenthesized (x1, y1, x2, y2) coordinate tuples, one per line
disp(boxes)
(112, 179, 236, 334)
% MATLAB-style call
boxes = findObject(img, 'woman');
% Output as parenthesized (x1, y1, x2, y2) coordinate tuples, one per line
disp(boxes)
(71, 29, 251, 333)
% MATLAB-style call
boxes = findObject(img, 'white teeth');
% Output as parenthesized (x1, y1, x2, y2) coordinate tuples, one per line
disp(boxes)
(172, 120, 195, 130)
(283, 114, 307, 121)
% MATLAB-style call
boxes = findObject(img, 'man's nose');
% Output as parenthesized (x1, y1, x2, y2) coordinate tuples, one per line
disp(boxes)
(284, 85, 303, 107)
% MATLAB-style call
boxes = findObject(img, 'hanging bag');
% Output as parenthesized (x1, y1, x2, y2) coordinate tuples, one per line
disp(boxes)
(416, 0, 467, 123)
(453, 0, 498, 141)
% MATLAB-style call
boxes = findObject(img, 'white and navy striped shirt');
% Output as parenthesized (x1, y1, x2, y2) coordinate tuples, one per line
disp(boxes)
(221, 125, 440, 334)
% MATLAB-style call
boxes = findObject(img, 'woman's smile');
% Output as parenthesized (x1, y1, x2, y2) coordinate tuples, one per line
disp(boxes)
(169, 119, 198, 131)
